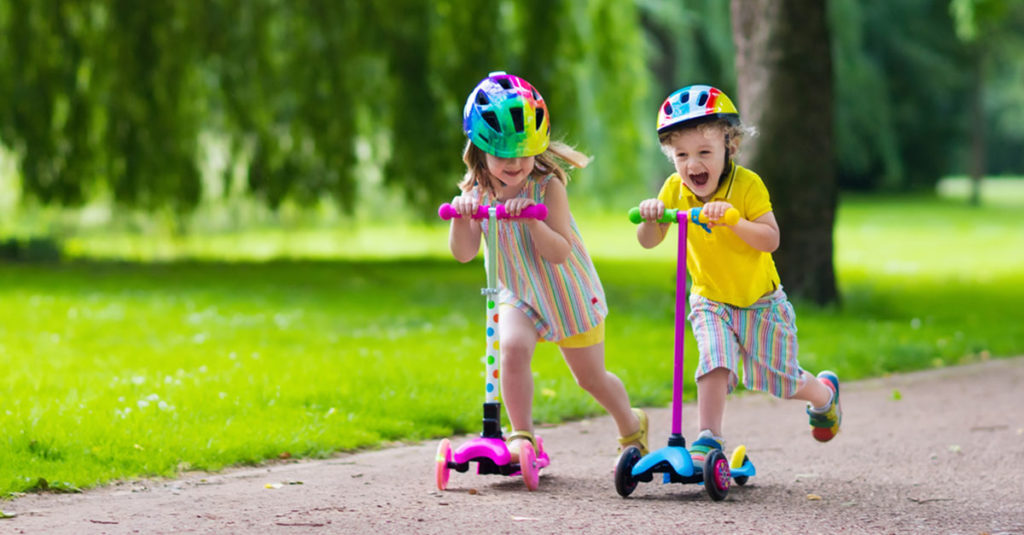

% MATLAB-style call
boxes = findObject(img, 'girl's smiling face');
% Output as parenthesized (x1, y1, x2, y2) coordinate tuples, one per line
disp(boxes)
(485, 153, 536, 198)
(666, 126, 728, 202)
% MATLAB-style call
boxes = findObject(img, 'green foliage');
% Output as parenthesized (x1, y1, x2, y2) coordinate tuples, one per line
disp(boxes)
(833, 1, 975, 190)
(830, 0, 904, 190)
(3, 0, 1024, 217)
(949, 0, 1024, 175)
(0, 236, 61, 261)
(0, 0, 651, 216)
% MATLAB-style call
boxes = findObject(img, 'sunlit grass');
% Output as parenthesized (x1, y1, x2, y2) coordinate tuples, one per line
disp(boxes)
(1, 191, 1022, 496)
(936, 175, 1024, 206)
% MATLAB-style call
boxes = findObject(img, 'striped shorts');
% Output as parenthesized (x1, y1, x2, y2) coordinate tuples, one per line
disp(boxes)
(688, 288, 802, 398)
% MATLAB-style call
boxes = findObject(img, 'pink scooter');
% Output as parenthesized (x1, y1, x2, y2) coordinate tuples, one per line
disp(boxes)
(434, 203, 552, 491)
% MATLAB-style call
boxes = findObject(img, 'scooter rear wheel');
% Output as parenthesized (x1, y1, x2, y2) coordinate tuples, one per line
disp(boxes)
(703, 449, 730, 501)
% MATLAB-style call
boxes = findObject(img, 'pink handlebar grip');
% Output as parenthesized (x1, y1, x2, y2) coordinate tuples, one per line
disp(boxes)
(438, 203, 548, 221)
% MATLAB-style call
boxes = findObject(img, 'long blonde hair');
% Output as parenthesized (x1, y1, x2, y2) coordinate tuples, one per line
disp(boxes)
(457, 140, 591, 200)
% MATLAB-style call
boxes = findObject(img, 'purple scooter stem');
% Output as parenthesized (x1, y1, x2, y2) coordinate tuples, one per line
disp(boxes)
(627, 206, 738, 436)
(672, 210, 688, 437)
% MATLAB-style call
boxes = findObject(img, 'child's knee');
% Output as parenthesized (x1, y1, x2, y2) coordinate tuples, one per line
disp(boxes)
(571, 369, 608, 393)
(500, 340, 533, 369)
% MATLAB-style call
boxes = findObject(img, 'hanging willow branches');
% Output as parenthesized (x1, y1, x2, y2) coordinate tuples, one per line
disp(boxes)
(0, 0, 650, 216)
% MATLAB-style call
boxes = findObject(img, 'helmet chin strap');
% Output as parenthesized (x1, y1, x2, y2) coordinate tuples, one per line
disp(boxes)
(720, 149, 732, 181)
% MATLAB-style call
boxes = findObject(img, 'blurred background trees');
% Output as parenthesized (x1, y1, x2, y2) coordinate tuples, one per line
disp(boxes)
(1, 0, 1023, 301)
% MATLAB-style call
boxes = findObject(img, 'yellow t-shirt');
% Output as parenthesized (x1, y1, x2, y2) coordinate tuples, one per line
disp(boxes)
(656, 163, 781, 307)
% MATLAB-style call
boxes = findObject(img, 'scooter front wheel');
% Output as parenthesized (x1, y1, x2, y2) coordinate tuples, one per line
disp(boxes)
(435, 439, 452, 490)
(519, 441, 540, 491)
(614, 446, 642, 497)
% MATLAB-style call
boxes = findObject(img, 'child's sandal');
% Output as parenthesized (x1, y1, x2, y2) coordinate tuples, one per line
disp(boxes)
(506, 430, 537, 461)
(617, 408, 649, 455)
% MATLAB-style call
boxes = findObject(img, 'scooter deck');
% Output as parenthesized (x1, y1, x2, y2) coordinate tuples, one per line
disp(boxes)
(632, 445, 755, 485)
(449, 436, 551, 476)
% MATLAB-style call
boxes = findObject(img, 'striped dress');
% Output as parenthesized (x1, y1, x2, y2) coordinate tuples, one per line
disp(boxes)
(477, 174, 607, 342)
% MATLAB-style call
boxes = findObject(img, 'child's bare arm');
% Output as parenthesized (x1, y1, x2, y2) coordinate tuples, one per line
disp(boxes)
(636, 198, 670, 249)
(448, 194, 483, 263)
(704, 201, 780, 253)
(733, 211, 780, 252)
(506, 180, 571, 264)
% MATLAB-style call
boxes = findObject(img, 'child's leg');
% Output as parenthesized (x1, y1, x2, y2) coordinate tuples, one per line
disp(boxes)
(498, 306, 539, 446)
(560, 343, 640, 440)
(787, 370, 832, 408)
(696, 367, 730, 438)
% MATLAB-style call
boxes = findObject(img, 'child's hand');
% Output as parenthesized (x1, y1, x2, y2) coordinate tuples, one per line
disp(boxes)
(637, 199, 666, 222)
(702, 201, 737, 227)
(450, 194, 479, 219)
(503, 197, 536, 217)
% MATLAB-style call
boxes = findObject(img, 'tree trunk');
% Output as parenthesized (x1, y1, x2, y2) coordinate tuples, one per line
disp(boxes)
(731, 0, 839, 305)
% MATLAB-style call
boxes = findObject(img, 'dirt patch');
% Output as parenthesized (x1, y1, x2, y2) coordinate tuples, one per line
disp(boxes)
(6, 357, 1024, 534)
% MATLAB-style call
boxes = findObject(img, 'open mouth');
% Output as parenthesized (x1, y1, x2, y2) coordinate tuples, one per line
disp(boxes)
(690, 172, 709, 186)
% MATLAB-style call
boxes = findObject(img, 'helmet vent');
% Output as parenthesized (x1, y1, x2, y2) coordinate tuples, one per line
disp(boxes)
(535, 108, 545, 130)
(510, 107, 525, 133)
(475, 91, 490, 106)
(697, 92, 709, 106)
(680, 92, 690, 104)
(481, 111, 501, 132)
(497, 78, 513, 90)
(663, 102, 673, 115)
(531, 88, 540, 100)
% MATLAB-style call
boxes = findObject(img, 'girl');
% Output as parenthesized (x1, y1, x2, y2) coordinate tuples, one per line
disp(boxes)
(636, 85, 841, 465)
(447, 72, 647, 461)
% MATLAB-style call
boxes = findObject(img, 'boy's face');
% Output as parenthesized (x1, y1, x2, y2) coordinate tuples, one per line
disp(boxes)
(665, 126, 727, 202)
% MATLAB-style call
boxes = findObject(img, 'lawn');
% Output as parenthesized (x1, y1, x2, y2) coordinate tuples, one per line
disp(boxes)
(1, 191, 1022, 496)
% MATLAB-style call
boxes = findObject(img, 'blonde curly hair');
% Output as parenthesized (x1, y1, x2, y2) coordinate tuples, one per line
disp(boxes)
(658, 118, 757, 161)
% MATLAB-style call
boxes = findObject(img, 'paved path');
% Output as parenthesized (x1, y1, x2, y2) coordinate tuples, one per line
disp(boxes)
(6, 357, 1024, 534)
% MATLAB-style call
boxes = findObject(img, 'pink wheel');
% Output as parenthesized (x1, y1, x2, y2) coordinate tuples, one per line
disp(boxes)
(519, 441, 539, 491)
(435, 439, 452, 490)
(703, 449, 730, 501)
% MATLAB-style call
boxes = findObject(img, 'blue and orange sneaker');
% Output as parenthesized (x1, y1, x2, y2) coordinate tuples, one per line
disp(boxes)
(807, 371, 841, 442)
(688, 430, 725, 466)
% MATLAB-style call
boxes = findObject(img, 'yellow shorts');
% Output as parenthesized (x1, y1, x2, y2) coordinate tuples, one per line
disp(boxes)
(556, 320, 605, 348)
(498, 304, 605, 348)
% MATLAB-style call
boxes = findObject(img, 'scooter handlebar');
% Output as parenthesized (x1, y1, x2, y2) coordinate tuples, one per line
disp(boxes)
(438, 203, 548, 221)
(628, 206, 739, 226)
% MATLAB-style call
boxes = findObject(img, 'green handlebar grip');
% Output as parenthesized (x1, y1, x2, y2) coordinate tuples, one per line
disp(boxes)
(628, 207, 678, 224)
(629, 206, 740, 226)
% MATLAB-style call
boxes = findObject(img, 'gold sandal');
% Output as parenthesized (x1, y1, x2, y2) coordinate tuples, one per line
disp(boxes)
(617, 408, 649, 455)
(506, 430, 537, 461)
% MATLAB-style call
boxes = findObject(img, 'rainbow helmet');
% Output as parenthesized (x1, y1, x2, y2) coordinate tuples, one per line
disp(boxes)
(463, 71, 550, 158)
(656, 85, 739, 133)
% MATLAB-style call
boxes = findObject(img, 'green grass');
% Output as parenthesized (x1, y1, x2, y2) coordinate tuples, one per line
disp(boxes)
(1, 192, 1022, 497)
